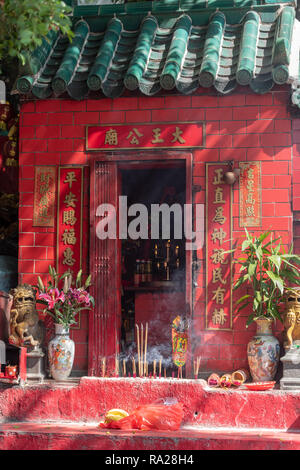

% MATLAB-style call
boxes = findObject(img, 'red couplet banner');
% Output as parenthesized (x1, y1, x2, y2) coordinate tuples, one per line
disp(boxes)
(56, 166, 83, 278)
(206, 163, 232, 331)
(33, 166, 56, 227)
(86, 122, 204, 150)
(239, 161, 262, 227)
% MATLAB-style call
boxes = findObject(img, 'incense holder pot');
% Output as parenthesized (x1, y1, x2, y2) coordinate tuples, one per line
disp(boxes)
(48, 324, 74, 380)
(247, 318, 280, 382)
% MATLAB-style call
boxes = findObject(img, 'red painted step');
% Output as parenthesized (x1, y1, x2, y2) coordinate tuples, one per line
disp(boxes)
(1, 377, 300, 431)
(1, 422, 300, 450)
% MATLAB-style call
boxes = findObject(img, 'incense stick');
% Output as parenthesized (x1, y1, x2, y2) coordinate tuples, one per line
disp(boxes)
(196, 357, 201, 377)
(115, 354, 119, 377)
(153, 359, 156, 378)
(144, 322, 148, 376)
(159, 358, 162, 378)
(132, 357, 136, 377)
(136, 324, 140, 377)
(123, 359, 126, 377)
(141, 324, 144, 376)
(194, 356, 201, 379)
(102, 357, 106, 378)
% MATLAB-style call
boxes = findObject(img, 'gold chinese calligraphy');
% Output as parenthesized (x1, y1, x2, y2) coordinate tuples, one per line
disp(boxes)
(33, 166, 56, 227)
(206, 164, 232, 330)
(239, 162, 261, 227)
(57, 166, 83, 277)
(86, 123, 204, 150)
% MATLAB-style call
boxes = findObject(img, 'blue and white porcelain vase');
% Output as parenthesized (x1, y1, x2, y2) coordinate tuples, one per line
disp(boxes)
(247, 317, 280, 382)
(48, 323, 75, 380)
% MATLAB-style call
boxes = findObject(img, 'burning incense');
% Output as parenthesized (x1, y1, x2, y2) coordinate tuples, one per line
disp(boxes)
(123, 359, 126, 377)
(132, 357, 136, 377)
(153, 359, 156, 378)
(141, 324, 144, 376)
(144, 322, 148, 376)
(197, 356, 200, 377)
(115, 354, 119, 377)
(177, 366, 183, 379)
(136, 324, 141, 376)
(102, 357, 106, 378)
(164, 367, 166, 379)
(136, 322, 149, 377)
(159, 358, 162, 378)
(194, 356, 201, 379)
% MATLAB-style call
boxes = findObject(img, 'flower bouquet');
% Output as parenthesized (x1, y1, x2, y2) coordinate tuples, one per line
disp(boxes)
(35, 266, 95, 380)
(36, 266, 94, 329)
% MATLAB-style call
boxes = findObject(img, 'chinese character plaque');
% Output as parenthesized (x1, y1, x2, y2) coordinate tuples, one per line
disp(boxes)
(86, 122, 204, 150)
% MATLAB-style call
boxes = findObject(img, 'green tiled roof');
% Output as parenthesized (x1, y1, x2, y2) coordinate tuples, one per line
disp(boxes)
(15, 1, 300, 104)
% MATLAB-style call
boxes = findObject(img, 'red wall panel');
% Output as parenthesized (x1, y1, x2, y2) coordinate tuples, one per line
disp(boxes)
(18, 87, 297, 375)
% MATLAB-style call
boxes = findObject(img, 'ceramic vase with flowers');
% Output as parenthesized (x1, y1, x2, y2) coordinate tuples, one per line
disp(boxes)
(36, 266, 94, 381)
(233, 229, 300, 382)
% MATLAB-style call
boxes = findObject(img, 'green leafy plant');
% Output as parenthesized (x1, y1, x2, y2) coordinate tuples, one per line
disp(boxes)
(0, 0, 73, 73)
(233, 229, 300, 326)
(36, 265, 94, 329)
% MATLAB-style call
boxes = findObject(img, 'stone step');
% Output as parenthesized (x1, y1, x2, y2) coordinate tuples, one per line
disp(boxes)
(0, 422, 300, 450)
(1, 377, 300, 431)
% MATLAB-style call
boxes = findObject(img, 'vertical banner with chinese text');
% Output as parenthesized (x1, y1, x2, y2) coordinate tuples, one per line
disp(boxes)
(33, 166, 56, 227)
(57, 166, 83, 279)
(206, 164, 232, 330)
(239, 162, 261, 227)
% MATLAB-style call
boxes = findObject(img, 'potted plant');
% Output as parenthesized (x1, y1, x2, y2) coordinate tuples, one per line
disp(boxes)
(36, 266, 94, 380)
(233, 229, 300, 382)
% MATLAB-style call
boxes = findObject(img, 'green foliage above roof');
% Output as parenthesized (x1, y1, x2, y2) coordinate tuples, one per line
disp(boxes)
(15, 1, 300, 105)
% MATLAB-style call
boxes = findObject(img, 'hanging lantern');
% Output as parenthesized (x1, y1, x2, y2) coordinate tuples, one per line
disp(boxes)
(224, 161, 241, 185)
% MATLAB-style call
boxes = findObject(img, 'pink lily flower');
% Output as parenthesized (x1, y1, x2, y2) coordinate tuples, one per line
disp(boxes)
(38, 289, 65, 310)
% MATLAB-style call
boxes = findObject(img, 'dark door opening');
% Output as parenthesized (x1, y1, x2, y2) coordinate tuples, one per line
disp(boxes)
(89, 153, 192, 377)
(120, 165, 186, 376)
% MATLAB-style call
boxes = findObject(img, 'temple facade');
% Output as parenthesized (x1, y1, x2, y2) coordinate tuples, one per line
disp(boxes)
(12, 0, 300, 377)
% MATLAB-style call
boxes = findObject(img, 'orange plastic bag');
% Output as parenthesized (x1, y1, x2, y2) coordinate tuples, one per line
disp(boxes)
(99, 400, 184, 431)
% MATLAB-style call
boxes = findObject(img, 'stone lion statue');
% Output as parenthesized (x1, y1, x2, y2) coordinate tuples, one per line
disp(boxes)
(8, 284, 45, 348)
(283, 287, 300, 350)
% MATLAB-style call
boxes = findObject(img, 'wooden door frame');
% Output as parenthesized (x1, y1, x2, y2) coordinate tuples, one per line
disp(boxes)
(88, 151, 193, 376)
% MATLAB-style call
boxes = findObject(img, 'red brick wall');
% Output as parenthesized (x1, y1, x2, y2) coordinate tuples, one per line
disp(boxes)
(292, 118, 300, 257)
(19, 87, 295, 375)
